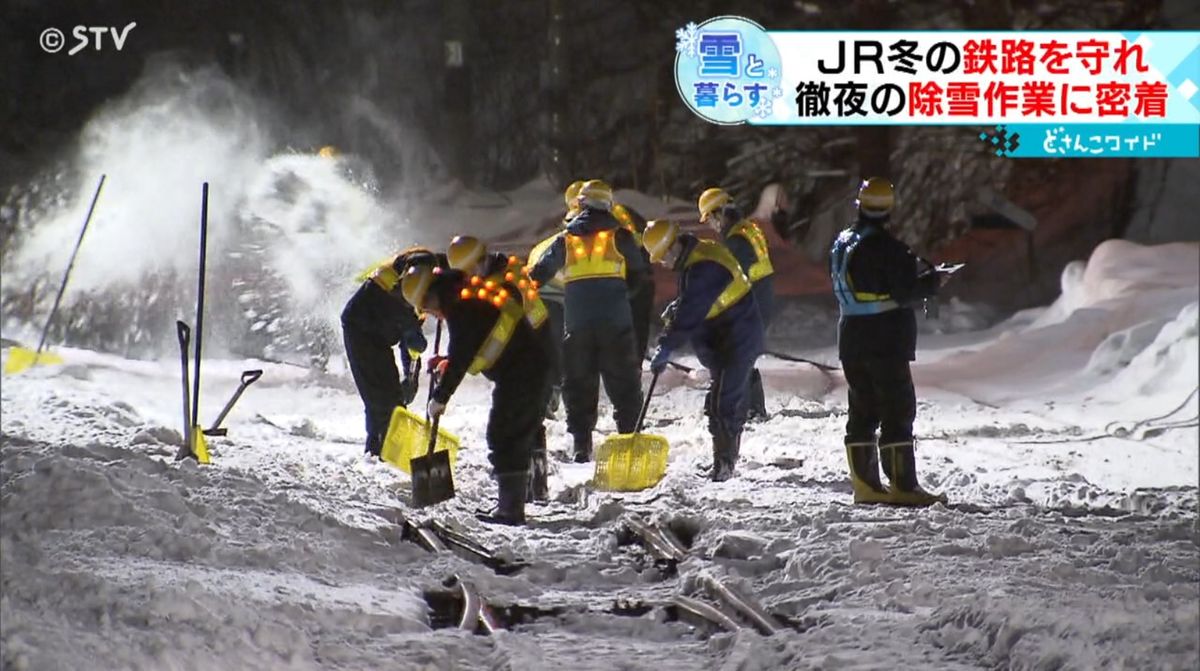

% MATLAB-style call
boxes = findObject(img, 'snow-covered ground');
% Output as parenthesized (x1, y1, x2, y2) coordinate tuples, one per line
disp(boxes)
(2, 240, 1197, 670)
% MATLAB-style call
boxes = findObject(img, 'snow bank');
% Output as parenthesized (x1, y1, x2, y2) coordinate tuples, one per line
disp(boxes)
(914, 240, 1199, 403)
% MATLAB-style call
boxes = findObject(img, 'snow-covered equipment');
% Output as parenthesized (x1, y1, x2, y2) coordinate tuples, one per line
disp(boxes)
(592, 370, 669, 491)
(4, 175, 105, 375)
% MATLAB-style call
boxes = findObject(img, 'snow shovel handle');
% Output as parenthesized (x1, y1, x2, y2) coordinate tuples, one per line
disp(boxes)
(175, 320, 192, 460)
(423, 318, 444, 458)
(35, 174, 105, 356)
(424, 319, 443, 412)
(241, 369, 263, 386)
(634, 371, 660, 435)
(205, 369, 264, 434)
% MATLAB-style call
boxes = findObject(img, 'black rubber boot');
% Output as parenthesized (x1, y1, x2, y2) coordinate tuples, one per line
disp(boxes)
(527, 430, 550, 502)
(746, 369, 769, 422)
(572, 432, 592, 464)
(364, 432, 384, 458)
(846, 442, 889, 504)
(711, 432, 740, 482)
(477, 471, 527, 526)
(880, 442, 946, 507)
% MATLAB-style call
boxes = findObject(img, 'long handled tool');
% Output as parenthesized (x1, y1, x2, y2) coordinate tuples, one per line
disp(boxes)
(177, 183, 211, 463)
(643, 354, 693, 373)
(175, 321, 192, 460)
(593, 371, 669, 492)
(762, 350, 839, 372)
(203, 369, 263, 436)
(5, 174, 106, 375)
(411, 319, 455, 507)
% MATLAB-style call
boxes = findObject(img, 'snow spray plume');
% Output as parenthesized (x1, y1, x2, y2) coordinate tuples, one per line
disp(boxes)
(1, 61, 414, 364)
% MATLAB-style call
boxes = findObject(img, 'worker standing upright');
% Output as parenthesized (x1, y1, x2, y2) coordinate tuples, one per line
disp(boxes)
(529, 179, 648, 463)
(699, 187, 775, 422)
(830, 177, 947, 506)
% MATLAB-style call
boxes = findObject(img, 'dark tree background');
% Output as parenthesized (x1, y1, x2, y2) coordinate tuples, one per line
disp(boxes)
(1, 0, 1192, 329)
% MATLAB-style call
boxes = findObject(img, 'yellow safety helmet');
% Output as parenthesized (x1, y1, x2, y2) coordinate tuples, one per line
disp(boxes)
(698, 187, 733, 223)
(400, 265, 435, 309)
(564, 180, 585, 208)
(447, 235, 487, 272)
(856, 177, 895, 216)
(577, 179, 613, 211)
(642, 219, 680, 263)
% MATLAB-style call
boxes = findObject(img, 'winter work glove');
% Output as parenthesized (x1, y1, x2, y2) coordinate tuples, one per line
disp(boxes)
(405, 327, 428, 354)
(427, 399, 447, 419)
(660, 299, 679, 326)
(399, 373, 419, 406)
(650, 346, 672, 375)
(427, 355, 449, 376)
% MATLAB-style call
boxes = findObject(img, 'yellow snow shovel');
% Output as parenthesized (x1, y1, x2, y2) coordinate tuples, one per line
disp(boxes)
(5, 174, 106, 375)
(380, 405, 461, 474)
(593, 370, 669, 492)
(379, 319, 460, 477)
(4, 348, 64, 375)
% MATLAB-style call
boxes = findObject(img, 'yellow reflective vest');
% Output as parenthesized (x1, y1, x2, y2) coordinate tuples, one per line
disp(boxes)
(467, 292, 527, 375)
(490, 257, 548, 329)
(727, 220, 774, 283)
(684, 239, 752, 320)
(563, 229, 626, 283)
(355, 246, 435, 293)
(610, 203, 643, 246)
(528, 233, 566, 299)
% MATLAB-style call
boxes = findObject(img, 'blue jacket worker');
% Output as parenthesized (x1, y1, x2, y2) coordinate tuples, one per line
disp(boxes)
(698, 187, 775, 422)
(340, 247, 436, 457)
(529, 179, 649, 463)
(643, 219, 764, 482)
(830, 177, 946, 507)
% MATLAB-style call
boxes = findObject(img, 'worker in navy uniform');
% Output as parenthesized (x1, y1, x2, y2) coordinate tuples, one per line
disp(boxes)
(400, 264, 550, 526)
(643, 220, 764, 482)
(446, 235, 555, 502)
(830, 177, 947, 506)
(698, 187, 775, 422)
(529, 179, 648, 463)
(340, 248, 434, 457)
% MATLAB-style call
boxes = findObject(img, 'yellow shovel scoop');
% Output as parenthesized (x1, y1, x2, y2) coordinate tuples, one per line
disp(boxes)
(4, 347, 65, 375)
(380, 405, 461, 474)
(4, 174, 106, 376)
(592, 370, 669, 492)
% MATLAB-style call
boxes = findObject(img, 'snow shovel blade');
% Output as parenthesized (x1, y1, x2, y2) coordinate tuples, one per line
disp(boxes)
(380, 406, 460, 474)
(4, 347, 64, 375)
(411, 449, 455, 507)
(592, 432, 669, 492)
(190, 426, 211, 464)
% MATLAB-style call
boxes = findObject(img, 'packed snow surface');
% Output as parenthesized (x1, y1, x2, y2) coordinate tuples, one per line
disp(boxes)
(2, 240, 1197, 670)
